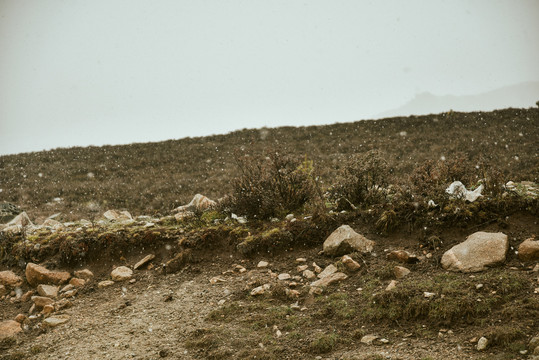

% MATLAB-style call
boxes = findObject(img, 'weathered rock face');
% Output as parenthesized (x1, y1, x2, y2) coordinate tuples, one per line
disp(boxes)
(111, 266, 133, 281)
(26, 263, 71, 287)
(441, 232, 508, 272)
(103, 210, 133, 221)
(0, 320, 22, 340)
(518, 238, 539, 262)
(0, 270, 23, 287)
(323, 225, 375, 257)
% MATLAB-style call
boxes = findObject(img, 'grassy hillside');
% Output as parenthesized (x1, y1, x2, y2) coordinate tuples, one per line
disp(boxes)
(0, 107, 537, 221)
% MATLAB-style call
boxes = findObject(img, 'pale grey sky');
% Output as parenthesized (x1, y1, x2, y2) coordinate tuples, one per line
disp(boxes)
(1, 0, 538, 155)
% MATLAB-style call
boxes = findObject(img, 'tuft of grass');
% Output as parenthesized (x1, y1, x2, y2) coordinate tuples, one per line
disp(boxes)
(309, 333, 339, 354)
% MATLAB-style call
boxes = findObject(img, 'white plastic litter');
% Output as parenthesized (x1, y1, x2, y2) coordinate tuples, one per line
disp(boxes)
(445, 181, 483, 202)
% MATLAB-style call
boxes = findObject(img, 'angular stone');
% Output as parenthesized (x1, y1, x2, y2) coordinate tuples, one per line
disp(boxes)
(42, 304, 55, 315)
(385, 280, 398, 291)
(37, 284, 59, 298)
(441, 232, 508, 272)
(21, 290, 34, 302)
(394, 266, 411, 279)
(7, 212, 33, 227)
(43, 315, 70, 327)
(134, 254, 155, 270)
(60, 284, 74, 293)
(302, 270, 316, 280)
(323, 225, 375, 256)
(318, 264, 338, 279)
(31, 295, 54, 309)
(311, 272, 348, 288)
(73, 269, 94, 280)
(250, 284, 270, 296)
(297, 265, 309, 272)
(518, 238, 539, 262)
(25, 263, 71, 287)
(341, 255, 361, 271)
(387, 250, 419, 264)
(111, 266, 133, 281)
(98, 280, 115, 288)
(0, 270, 23, 287)
(278, 273, 291, 281)
(173, 194, 216, 213)
(477, 336, 488, 351)
(0, 320, 22, 340)
(312, 262, 322, 273)
(69, 278, 86, 287)
(103, 210, 132, 221)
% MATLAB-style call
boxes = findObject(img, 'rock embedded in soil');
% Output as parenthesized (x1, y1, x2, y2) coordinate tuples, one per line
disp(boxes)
(257, 261, 269, 268)
(0, 270, 23, 287)
(387, 250, 419, 264)
(323, 225, 375, 256)
(386, 280, 398, 291)
(37, 284, 59, 298)
(278, 273, 291, 281)
(310, 272, 347, 288)
(317, 264, 337, 279)
(32, 295, 54, 309)
(7, 211, 33, 227)
(341, 255, 361, 271)
(518, 238, 539, 262)
(111, 266, 133, 281)
(26, 263, 71, 287)
(394, 266, 411, 279)
(103, 209, 133, 221)
(250, 284, 270, 296)
(69, 278, 86, 287)
(0, 320, 22, 340)
(98, 280, 115, 288)
(134, 254, 156, 270)
(43, 315, 70, 327)
(360, 334, 379, 345)
(173, 194, 216, 214)
(302, 270, 316, 280)
(476, 336, 488, 351)
(441, 231, 508, 272)
(73, 269, 94, 280)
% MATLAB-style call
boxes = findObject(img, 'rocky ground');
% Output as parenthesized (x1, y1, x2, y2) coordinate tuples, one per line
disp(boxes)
(1, 200, 539, 360)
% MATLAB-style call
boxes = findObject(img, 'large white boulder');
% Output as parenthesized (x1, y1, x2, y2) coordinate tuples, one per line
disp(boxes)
(323, 225, 375, 257)
(441, 232, 508, 272)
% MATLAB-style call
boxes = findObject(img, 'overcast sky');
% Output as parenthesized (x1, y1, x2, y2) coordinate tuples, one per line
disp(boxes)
(1, 0, 538, 155)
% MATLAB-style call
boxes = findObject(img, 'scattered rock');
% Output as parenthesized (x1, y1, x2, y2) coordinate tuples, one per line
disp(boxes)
(251, 284, 270, 296)
(257, 261, 269, 268)
(323, 225, 375, 256)
(14, 314, 26, 324)
(295, 258, 307, 263)
(0, 270, 23, 287)
(302, 270, 316, 280)
(360, 334, 379, 345)
(441, 232, 508, 272)
(297, 264, 309, 272)
(43, 315, 70, 327)
(42, 304, 55, 315)
(341, 255, 361, 271)
(73, 269, 94, 280)
(312, 262, 322, 274)
(21, 290, 33, 302)
(37, 284, 59, 298)
(98, 280, 115, 288)
(387, 250, 419, 264)
(318, 264, 338, 279)
(311, 272, 348, 288)
(62, 289, 77, 298)
(0, 320, 22, 340)
(173, 194, 216, 213)
(42, 218, 62, 228)
(31, 295, 54, 309)
(386, 280, 398, 291)
(394, 266, 411, 279)
(477, 336, 488, 351)
(423, 292, 436, 298)
(103, 210, 132, 221)
(278, 273, 291, 281)
(134, 254, 156, 270)
(69, 278, 86, 287)
(111, 266, 133, 281)
(209, 277, 226, 284)
(26, 263, 71, 287)
(518, 238, 539, 262)
(7, 211, 33, 227)
(55, 298, 73, 310)
(60, 284, 74, 293)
